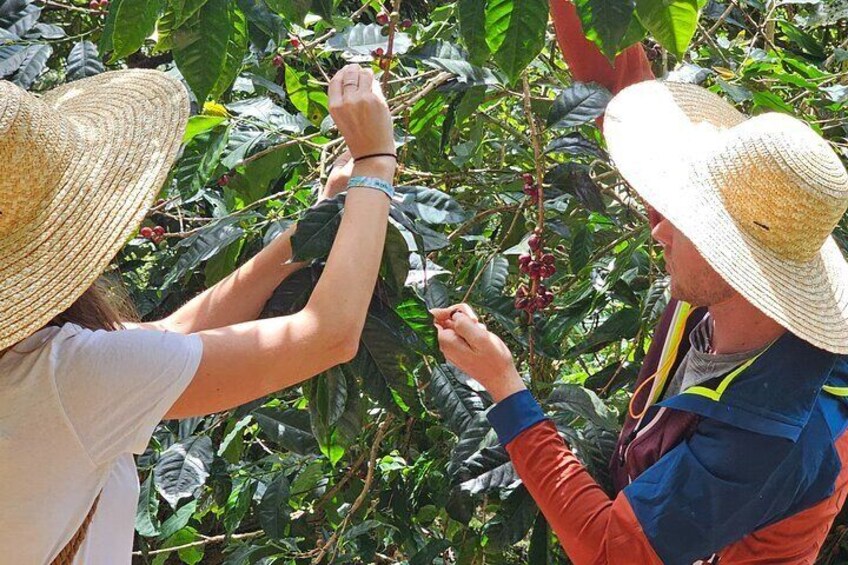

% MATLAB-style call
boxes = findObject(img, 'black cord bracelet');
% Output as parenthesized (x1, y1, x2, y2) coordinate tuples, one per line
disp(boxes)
(354, 153, 398, 163)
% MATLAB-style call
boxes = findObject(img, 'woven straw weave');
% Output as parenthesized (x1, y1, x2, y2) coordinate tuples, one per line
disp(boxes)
(0, 70, 189, 351)
(604, 80, 848, 353)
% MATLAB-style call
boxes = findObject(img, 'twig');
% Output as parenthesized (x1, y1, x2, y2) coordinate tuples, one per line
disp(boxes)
(131, 530, 264, 556)
(381, 0, 404, 91)
(308, 415, 395, 564)
(35, 0, 96, 13)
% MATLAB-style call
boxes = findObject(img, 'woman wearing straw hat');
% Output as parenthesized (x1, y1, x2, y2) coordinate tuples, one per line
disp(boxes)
(0, 64, 396, 563)
(433, 79, 848, 563)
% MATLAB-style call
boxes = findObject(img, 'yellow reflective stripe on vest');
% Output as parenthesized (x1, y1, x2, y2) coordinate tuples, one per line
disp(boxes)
(647, 301, 693, 405)
(683, 343, 775, 402)
(823, 385, 848, 397)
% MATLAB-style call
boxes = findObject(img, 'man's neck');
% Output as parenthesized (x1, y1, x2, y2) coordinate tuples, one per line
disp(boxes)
(708, 295, 786, 355)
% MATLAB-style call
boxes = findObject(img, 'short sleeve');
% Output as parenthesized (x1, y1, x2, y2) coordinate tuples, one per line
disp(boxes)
(52, 323, 204, 464)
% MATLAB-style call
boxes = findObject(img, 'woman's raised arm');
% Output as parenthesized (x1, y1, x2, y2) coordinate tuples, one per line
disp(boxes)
(166, 65, 395, 419)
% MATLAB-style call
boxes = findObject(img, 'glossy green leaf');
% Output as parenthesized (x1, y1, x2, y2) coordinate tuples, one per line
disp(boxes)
(574, 0, 636, 59)
(458, 0, 490, 65)
(153, 436, 214, 507)
(103, 0, 162, 62)
(484, 0, 549, 83)
(635, 0, 700, 59)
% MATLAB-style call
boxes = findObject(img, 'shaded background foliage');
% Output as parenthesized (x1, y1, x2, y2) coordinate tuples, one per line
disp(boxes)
(3, 0, 847, 562)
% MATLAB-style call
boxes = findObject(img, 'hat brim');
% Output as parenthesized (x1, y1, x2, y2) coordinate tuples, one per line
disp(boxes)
(604, 80, 848, 354)
(0, 70, 189, 350)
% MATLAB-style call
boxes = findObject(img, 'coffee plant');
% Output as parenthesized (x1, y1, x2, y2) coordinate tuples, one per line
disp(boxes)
(3, 0, 848, 562)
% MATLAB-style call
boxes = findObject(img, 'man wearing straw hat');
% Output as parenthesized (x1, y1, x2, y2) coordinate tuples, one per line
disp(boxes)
(0, 64, 398, 563)
(433, 61, 848, 565)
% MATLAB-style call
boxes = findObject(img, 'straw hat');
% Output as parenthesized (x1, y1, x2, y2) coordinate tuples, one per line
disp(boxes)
(0, 70, 189, 351)
(603, 80, 848, 354)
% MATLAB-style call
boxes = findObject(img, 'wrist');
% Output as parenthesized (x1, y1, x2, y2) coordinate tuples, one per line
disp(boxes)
(351, 156, 396, 183)
(489, 366, 527, 403)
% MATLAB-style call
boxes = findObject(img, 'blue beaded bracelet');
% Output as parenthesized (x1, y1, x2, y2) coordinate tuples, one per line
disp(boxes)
(347, 176, 395, 199)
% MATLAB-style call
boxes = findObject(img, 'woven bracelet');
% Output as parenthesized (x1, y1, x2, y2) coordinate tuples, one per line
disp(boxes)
(347, 176, 395, 199)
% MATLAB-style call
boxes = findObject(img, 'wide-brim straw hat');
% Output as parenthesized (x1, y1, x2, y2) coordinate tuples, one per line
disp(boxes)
(0, 70, 189, 351)
(604, 80, 848, 354)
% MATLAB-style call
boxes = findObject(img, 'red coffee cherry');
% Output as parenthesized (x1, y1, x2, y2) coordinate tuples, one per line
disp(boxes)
(217, 174, 230, 187)
(272, 54, 284, 67)
(376, 12, 389, 25)
(153, 226, 165, 237)
(140, 227, 153, 239)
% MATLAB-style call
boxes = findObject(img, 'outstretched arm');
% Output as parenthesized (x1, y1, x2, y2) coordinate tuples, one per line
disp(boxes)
(167, 65, 395, 419)
(137, 153, 356, 335)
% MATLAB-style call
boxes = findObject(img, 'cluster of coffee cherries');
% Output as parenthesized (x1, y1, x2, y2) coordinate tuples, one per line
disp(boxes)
(140, 225, 166, 244)
(88, 0, 108, 10)
(272, 37, 302, 68)
(376, 11, 413, 29)
(645, 40, 663, 62)
(521, 172, 539, 203)
(515, 230, 557, 313)
(217, 173, 232, 187)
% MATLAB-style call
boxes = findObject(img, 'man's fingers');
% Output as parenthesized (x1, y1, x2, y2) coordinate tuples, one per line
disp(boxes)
(437, 326, 472, 355)
(452, 312, 487, 348)
(450, 303, 479, 322)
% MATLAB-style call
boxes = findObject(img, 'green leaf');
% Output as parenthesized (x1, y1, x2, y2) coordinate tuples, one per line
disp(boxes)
(327, 23, 412, 58)
(458, 0, 490, 65)
(266, 0, 312, 24)
(409, 41, 501, 86)
(153, 435, 214, 507)
(172, 0, 211, 27)
(10, 43, 50, 89)
(204, 237, 244, 286)
(66, 40, 104, 81)
(135, 473, 161, 537)
(410, 539, 452, 565)
(394, 185, 467, 225)
(284, 66, 328, 124)
(573, 0, 636, 59)
(477, 254, 509, 299)
(253, 407, 319, 454)
(456, 446, 518, 494)
(428, 364, 490, 435)
(103, 0, 162, 62)
(635, 0, 700, 59)
(162, 216, 246, 289)
(380, 223, 411, 295)
(547, 82, 613, 129)
(263, 264, 318, 317)
(310, 0, 333, 21)
(484, 0, 548, 83)
(173, 0, 248, 102)
(448, 413, 498, 477)
(172, 126, 229, 199)
(545, 132, 606, 159)
(156, 499, 198, 541)
(568, 307, 640, 356)
(528, 514, 549, 565)
(545, 384, 617, 430)
(290, 198, 344, 262)
(183, 115, 227, 143)
(258, 474, 291, 539)
(228, 145, 295, 204)
(545, 163, 606, 213)
(485, 486, 538, 548)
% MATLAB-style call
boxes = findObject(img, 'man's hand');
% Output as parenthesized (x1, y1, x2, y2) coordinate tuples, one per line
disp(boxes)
(432, 304, 526, 402)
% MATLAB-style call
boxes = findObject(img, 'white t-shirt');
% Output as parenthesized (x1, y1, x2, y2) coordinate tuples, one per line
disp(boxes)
(0, 322, 203, 564)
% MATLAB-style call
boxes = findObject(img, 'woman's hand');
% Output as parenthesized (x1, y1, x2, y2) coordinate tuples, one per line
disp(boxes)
(328, 64, 395, 159)
(320, 150, 355, 202)
(432, 304, 526, 402)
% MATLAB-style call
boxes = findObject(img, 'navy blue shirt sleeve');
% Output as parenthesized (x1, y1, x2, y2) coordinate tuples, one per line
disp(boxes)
(623, 417, 803, 565)
(487, 389, 548, 446)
